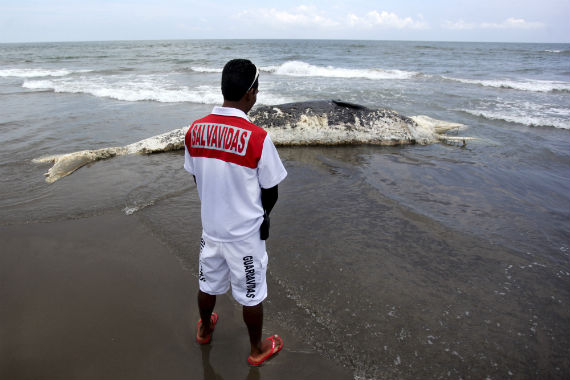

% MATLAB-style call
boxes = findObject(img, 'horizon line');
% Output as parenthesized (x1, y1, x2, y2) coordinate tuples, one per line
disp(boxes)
(1, 37, 569, 45)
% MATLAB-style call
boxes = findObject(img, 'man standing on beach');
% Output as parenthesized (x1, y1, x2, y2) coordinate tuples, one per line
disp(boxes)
(184, 59, 287, 366)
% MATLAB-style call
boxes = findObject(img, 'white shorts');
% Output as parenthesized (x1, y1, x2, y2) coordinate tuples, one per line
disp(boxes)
(198, 232, 268, 307)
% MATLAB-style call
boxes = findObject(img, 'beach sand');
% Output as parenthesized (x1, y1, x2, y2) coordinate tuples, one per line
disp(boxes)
(0, 212, 353, 379)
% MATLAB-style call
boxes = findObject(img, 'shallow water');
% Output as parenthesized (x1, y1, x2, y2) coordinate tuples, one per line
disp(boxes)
(121, 146, 568, 379)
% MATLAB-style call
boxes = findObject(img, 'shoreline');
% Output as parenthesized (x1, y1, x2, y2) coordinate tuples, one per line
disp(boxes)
(0, 212, 353, 379)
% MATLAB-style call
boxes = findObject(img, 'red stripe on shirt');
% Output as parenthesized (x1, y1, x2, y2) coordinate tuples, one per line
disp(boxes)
(185, 114, 267, 169)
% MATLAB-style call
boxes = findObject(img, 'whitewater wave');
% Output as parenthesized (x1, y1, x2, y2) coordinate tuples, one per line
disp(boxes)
(544, 49, 569, 54)
(189, 61, 417, 80)
(191, 66, 223, 73)
(123, 200, 155, 215)
(0, 68, 93, 78)
(23, 78, 222, 103)
(22, 75, 291, 105)
(262, 61, 417, 80)
(443, 76, 570, 93)
(462, 109, 569, 130)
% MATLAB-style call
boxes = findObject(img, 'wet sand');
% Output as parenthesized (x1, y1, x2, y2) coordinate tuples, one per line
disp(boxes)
(0, 212, 352, 379)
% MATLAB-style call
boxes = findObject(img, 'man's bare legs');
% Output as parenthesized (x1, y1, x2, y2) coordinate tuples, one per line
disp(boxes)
(243, 302, 283, 362)
(197, 290, 216, 339)
(198, 291, 283, 361)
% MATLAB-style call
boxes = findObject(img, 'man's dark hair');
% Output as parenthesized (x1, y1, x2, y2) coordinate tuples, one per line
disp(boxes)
(221, 59, 258, 101)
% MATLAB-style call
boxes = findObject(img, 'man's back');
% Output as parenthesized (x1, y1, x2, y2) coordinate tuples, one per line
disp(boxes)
(184, 106, 286, 242)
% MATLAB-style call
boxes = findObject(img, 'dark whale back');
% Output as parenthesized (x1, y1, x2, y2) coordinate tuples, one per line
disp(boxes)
(249, 100, 383, 129)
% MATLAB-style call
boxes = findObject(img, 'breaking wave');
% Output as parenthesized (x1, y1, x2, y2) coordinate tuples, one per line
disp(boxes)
(262, 61, 417, 80)
(189, 61, 418, 80)
(0, 68, 93, 78)
(23, 78, 221, 103)
(544, 49, 570, 54)
(443, 76, 570, 93)
(190, 66, 223, 73)
(462, 104, 569, 130)
(22, 75, 291, 105)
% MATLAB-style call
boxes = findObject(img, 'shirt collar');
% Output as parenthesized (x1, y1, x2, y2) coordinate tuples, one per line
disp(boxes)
(212, 106, 250, 122)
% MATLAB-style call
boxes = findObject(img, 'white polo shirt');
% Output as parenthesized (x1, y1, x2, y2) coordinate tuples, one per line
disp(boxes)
(184, 106, 287, 242)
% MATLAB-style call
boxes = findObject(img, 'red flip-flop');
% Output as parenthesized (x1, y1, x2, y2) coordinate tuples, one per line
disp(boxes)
(247, 335, 284, 366)
(196, 312, 218, 345)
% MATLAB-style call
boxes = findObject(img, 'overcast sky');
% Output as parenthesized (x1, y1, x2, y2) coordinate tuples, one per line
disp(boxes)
(1, 0, 568, 43)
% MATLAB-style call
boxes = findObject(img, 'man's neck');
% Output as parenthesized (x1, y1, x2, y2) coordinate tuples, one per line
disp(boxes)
(222, 100, 250, 114)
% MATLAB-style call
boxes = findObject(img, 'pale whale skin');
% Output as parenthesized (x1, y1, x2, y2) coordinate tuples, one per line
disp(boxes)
(33, 100, 470, 183)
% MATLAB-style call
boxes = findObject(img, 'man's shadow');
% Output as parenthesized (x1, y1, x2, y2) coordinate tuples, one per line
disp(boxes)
(200, 345, 260, 380)
(201, 345, 223, 380)
(246, 366, 260, 380)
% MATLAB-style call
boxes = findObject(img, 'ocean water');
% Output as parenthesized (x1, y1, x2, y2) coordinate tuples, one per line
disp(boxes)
(1, 40, 569, 379)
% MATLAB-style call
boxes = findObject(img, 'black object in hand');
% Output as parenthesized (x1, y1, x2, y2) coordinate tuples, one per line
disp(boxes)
(260, 211, 270, 240)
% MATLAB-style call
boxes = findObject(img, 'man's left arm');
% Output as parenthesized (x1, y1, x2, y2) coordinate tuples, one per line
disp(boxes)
(257, 135, 287, 240)
(260, 185, 278, 240)
(261, 185, 278, 216)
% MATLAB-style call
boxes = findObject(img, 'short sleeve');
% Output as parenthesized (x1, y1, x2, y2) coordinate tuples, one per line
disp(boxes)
(184, 146, 194, 174)
(257, 134, 287, 189)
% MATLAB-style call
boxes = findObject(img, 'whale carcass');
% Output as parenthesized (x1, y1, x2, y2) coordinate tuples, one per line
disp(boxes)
(33, 100, 471, 183)
(251, 100, 467, 146)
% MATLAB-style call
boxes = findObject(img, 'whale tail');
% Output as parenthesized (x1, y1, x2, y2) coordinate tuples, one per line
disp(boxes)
(32, 127, 188, 183)
(32, 147, 125, 183)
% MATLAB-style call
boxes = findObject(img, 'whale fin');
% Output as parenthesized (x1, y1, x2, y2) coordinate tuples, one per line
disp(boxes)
(332, 100, 370, 110)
